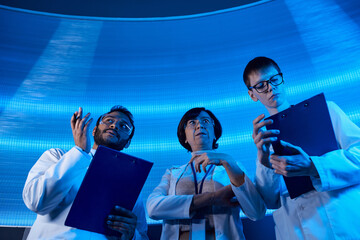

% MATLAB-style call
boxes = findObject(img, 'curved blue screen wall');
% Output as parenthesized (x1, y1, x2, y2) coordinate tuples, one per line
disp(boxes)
(1, 0, 360, 226)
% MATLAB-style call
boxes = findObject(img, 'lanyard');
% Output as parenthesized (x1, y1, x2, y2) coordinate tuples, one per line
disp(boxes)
(190, 162, 214, 194)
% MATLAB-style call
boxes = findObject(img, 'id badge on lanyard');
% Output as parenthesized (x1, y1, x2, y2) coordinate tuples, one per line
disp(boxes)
(190, 162, 214, 194)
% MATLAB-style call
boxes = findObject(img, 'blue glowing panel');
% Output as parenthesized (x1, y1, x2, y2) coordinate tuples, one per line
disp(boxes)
(0, 0, 360, 226)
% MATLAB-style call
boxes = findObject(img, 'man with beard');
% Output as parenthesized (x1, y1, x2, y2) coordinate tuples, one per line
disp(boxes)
(23, 106, 148, 240)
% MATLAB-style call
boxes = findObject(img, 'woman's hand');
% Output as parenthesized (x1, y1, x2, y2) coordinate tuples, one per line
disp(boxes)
(190, 152, 224, 173)
(190, 152, 245, 187)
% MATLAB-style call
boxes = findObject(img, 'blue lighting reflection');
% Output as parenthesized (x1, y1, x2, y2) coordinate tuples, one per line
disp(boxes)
(1, 0, 360, 226)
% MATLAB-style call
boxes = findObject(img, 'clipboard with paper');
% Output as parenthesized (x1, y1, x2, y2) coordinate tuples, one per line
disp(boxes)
(265, 93, 339, 199)
(65, 145, 153, 236)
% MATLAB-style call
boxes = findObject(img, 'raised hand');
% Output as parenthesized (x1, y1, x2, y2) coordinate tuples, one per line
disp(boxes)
(270, 140, 319, 177)
(107, 206, 137, 240)
(70, 107, 93, 153)
(252, 114, 279, 168)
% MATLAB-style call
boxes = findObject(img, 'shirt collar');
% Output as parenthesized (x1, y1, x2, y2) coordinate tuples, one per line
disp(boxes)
(90, 148, 96, 157)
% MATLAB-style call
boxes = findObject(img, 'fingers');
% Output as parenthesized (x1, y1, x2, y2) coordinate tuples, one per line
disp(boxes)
(253, 119, 274, 134)
(83, 118, 93, 132)
(107, 224, 120, 232)
(194, 153, 212, 173)
(107, 221, 135, 238)
(112, 206, 137, 219)
(253, 114, 273, 137)
(75, 107, 82, 128)
(70, 111, 77, 130)
(107, 206, 137, 237)
(280, 140, 301, 154)
(270, 155, 286, 168)
(252, 114, 265, 126)
(260, 130, 280, 140)
(193, 153, 224, 173)
(74, 107, 83, 130)
(202, 161, 207, 174)
(78, 107, 83, 119)
(107, 223, 129, 233)
(252, 114, 265, 139)
(253, 119, 278, 153)
(270, 154, 284, 161)
(195, 157, 206, 173)
(271, 154, 299, 166)
(75, 111, 88, 130)
(189, 154, 199, 163)
(189, 154, 204, 173)
(196, 154, 209, 173)
(253, 130, 279, 145)
(252, 115, 279, 154)
(270, 155, 294, 176)
(71, 107, 91, 131)
(71, 108, 93, 153)
(79, 112, 91, 130)
(107, 214, 136, 225)
(273, 168, 288, 176)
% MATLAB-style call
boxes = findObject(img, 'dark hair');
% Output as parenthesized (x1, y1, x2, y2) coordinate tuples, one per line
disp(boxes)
(96, 105, 135, 141)
(177, 107, 222, 152)
(243, 56, 281, 88)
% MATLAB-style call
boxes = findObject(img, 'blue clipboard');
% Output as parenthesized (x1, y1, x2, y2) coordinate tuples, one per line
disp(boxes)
(65, 145, 153, 236)
(265, 93, 339, 199)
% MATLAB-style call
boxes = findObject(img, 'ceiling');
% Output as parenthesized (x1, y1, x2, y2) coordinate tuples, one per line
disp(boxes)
(0, 0, 265, 18)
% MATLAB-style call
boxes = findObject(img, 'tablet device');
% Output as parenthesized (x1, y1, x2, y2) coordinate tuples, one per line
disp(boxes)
(65, 145, 153, 236)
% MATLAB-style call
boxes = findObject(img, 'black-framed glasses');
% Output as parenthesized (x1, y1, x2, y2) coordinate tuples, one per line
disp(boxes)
(248, 73, 284, 93)
(99, 115, 133, 135)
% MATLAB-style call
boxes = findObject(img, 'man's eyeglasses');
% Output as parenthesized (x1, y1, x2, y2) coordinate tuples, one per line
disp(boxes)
(100, 116, 133, 135)
(185, 118, 214, 129)
(248, 73, 284, 93)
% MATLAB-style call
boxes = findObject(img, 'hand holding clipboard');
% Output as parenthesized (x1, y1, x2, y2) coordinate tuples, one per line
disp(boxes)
(65, 145, 153, 236)
(261, 93, 338, 198)
(252, 116, 315, 178)
(269, 140, 319, 177)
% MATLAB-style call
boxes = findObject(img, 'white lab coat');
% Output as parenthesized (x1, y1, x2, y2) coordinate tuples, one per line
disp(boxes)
(147, 158, 266, 240)
(255, 101, 360, 240)
(23, 146, 148, 240)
